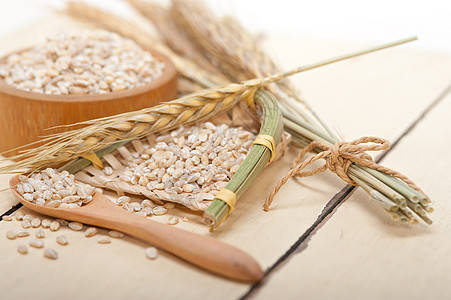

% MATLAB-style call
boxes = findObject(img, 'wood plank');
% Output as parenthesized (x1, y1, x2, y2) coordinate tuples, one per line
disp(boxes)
(1, 16, 451, 299)
(252, 89, 451, 299)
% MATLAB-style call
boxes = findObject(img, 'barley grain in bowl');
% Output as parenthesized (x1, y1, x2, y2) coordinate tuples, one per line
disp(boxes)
(0, 29, 165, 95)
(0, 29, 177, 156)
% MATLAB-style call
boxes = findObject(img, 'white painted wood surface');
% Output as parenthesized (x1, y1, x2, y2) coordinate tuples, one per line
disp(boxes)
(0, 15, 450, 299)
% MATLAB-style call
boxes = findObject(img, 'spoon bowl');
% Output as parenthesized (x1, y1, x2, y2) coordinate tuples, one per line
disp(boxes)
(9, 175, 263, 282)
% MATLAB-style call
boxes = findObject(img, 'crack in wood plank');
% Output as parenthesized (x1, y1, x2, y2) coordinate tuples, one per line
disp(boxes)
(0, 203, 22, 220)
(374, 81, 451, 164)
(240, 185, 356, 300)
(240, 81, 451, 300)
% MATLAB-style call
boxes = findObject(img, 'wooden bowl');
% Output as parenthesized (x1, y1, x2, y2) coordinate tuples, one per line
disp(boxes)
(0, 48, 177, 157)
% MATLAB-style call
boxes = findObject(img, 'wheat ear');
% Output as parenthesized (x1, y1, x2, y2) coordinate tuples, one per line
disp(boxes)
(168, 0, 321, 125)
(0, 78, 273, 173)
(127, 0, 225, 79)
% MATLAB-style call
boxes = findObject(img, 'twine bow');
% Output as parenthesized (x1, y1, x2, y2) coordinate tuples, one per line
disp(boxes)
(264, 136, 428, 211)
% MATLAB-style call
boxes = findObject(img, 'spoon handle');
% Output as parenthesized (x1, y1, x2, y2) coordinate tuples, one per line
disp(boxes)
(100, 203, 263, 282)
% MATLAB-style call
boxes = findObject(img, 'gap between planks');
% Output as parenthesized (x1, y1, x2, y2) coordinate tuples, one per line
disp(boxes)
(240, 81, 451, 300)
(0, 203, 22, 220)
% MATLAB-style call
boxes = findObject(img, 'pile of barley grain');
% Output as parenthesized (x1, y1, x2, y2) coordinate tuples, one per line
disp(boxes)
(0, 29, 164, 94)
(4, 209, 162, 260)
(113, 122, 255, 208)
(3, 211, 134, 259)
(16, 168, 95, 208)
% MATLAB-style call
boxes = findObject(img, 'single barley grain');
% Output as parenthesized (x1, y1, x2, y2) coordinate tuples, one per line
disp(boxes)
(145, 247, 158, 260)
(167, 216, 179, 225)
(85, 227, 98, 237)
(103, 166, 114, 176)
(116, 196, 130, 206)
(2, 215, 12, 221)
(17, 245, 28, 254)
(49, 221, 60, 231)
(141, 199, 155, 208)
(36, 228, 45, 239)
(41, 219, 51, 228)
(122, 202, 132, 212)
(21, 220, 31, 229)
(182, 184, 194, 193)
(68, 222, 83, 231)
(108, 230, 125, 238)
(23, 215, 33, 222)
(15, 211, 25, 221)
(56, 235, 68, 245)
(29, 239, 44, 248)
(46, 200, 61, 208)
(56, 219, 69, 226)
(97, 236, 111, 244)
(163, 202, 175, 209)
(62, 196, 81, 204)
(31, 218, 41, 228)
(16, 229, 30, 238)
(152, 206, 167, 216)
(134, 211, 147, 217)
(44, 248, 58, 259)
(6, 230, 16, 239)
(130, 202, 142, 212)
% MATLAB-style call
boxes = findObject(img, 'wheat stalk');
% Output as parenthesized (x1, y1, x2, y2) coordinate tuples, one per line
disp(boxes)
(0, 36, 413, 175)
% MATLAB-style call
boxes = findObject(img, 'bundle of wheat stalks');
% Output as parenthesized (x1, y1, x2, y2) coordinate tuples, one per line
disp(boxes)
(1, 0, 432, 227)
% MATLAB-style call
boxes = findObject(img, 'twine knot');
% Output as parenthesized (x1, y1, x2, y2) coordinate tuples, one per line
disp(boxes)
(317, 136, 390, 186)
(264, 136, 426, 211)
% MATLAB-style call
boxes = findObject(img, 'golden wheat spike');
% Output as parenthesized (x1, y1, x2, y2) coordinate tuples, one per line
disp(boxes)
(0, 80, 265, 173)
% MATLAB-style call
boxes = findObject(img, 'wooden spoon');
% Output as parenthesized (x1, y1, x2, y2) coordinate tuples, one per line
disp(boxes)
(9, 175, 263, 282)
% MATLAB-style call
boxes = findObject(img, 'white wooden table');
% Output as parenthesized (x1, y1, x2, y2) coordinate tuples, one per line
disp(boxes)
(1, 15, 450, 300)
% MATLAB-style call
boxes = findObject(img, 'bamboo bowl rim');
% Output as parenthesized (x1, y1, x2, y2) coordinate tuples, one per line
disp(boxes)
(0, 47, 177, 103)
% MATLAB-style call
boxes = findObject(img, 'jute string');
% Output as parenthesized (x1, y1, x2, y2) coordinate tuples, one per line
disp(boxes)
(264, 136, 429, 211)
